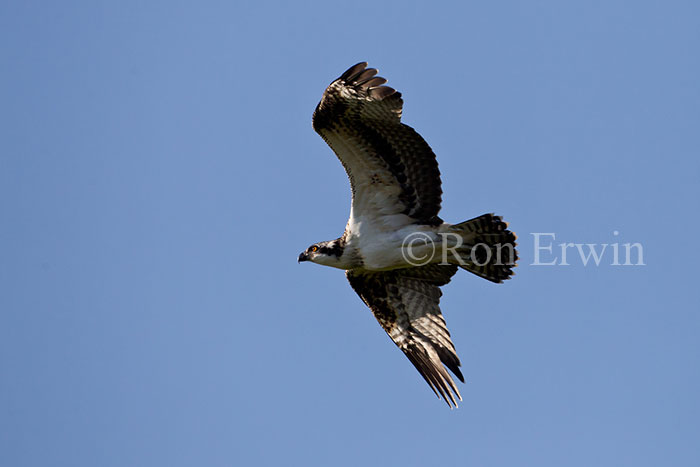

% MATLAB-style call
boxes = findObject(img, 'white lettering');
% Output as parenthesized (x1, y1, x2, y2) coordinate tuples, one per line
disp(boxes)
(531, 233, 557, 265)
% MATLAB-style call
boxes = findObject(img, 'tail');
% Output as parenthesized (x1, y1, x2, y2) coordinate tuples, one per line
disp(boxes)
(444, 213, 518, 283)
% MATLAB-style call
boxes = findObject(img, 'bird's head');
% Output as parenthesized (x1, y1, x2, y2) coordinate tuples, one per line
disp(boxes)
(298, 240, 342, 266)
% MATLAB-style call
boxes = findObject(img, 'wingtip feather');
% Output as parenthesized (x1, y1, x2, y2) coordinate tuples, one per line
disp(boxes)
(340, 62, 369, 81)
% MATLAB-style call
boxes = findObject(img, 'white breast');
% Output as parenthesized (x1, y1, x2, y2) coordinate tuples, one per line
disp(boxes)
(345, 207, 441, 271)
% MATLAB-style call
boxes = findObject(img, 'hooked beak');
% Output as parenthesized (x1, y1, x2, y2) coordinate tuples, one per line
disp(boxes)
(298, 252, 308, 263)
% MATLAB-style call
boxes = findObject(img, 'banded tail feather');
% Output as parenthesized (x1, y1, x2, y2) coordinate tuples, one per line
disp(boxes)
(446, 214, 518, 283)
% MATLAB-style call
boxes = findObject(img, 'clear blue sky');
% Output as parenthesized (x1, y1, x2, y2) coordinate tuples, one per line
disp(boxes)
(2, 1, 699, 466)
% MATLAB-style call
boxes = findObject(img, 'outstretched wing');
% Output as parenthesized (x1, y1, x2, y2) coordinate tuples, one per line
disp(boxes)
(346, 264, 464, 408)
(313, 62, 443, 229)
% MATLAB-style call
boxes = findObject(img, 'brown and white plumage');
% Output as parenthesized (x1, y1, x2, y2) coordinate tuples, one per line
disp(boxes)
(299, 62, 517, 408)
(347, 264, 463, 407)
(313, 62, 443, 229)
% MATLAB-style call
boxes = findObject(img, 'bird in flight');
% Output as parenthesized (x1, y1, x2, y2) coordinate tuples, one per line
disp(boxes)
(298, 62, 517, 408)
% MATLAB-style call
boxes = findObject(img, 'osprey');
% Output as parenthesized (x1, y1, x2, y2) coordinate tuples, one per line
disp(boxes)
(299, 62, 517, 408)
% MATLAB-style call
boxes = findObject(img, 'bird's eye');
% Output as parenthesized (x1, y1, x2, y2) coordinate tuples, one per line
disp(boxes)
(310, 246, 318, 253)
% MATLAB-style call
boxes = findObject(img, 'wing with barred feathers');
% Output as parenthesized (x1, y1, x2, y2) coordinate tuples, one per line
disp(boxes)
(346, 264, 464, 408)
(313, 62, 443, 230)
